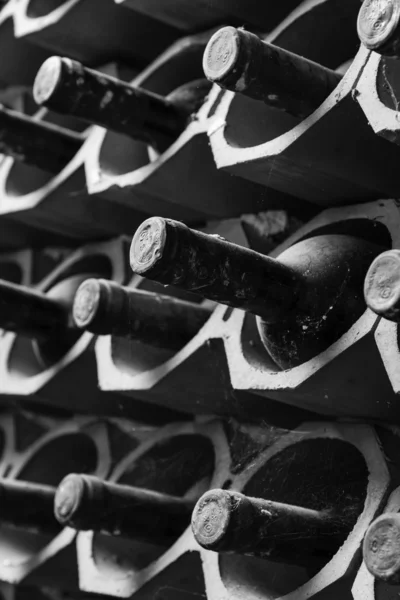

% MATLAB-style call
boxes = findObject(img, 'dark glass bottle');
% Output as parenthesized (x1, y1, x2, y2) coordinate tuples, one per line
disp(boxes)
(129, 217, 383, 369)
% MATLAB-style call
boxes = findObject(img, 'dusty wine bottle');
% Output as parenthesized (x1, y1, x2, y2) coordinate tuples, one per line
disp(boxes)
(33, 57, 211, 150)
(0, 478, 58, 534)
(363, 513, 400, 584)
(202, 27, 342, 119)
(0, 104, 83, 173)
(73, 278, 212, 350)
(358, 0, 400, 57)
(129, 217, 384, 369)
(54, 473, 194, 544)
(191, 489, 350, 566)
(364, 249, 400, 321)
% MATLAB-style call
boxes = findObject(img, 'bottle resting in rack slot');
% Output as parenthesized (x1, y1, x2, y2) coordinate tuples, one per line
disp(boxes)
(0, 478, 59, 535)
(72, 278, 212, 350)
(33, 57, 212, 151)
(192, 489, 354, 567)
(364, 249, 400, 321)
(202, 26, 342, 119)
(129, 217, 384, 369)
(358, 0, 400, 57)
(0, 104, 83, 173)
(54, 473, 194, 545)
(363, 512, 400, 584)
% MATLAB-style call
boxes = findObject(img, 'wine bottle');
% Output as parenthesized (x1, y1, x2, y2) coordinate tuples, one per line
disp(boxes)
(363, 513, 400, 584)
(73, 278, 212, 350)
(33, 57, 211, 151)
(129, 217, 384, 369)
(202, 27, 342, 119)
(364, 249, 400, 321)
(0, 104, 83, 173)
(0, 277, 80, 367)
(357, 0, 400, 57)
(191, 489, 350, 566)
(54, 473, 194, 544)
(0, 278, 72, 340)
(0, 478, 58, 535)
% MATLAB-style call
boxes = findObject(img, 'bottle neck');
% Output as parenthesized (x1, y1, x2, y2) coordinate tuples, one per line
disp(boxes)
(0, 105, 83, 174)
(0, 478, 58, 535)
(130, 217, 304, 324)
(73, 279, 212, 350)
(33, 57, 206, 149)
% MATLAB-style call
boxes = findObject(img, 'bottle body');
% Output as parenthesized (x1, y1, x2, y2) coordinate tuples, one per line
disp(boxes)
(203, 27, 342, 118)
(258, 234, 383, 368)
(192, 489, 351, 567)
(55, 474, 194, 545)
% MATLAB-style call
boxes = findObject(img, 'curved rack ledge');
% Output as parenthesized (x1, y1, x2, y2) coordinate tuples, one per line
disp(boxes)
(0, 416, 110, 587)
(0, 583, 65, 600)
(77, 419, 228, 597)
(0, 2, 51, 86)
(0, 247, 69, 289)
(206, 0, 400, 204)
(13, 0, 179, 67)
(85, 29, 302, 223)
(114, 0, 241, 30)
(114, 0, 338, 35)
(0, 237, 177, 421)
(0, 105, 148, 246)
(0, 250, 33, 287)
(224, 200, 400, 422)
(199, 422, 389, 600)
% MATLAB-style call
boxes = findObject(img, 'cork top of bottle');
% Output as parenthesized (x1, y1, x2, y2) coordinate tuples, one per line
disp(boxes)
(54, 474, 86, 525)
(73, 279, 102, 329)
(34, 56, 66, 106)
(203, 26, 242, 84)
(191, 489, 235, 550)
(363, 513, 400, 583)
(130, 217, 168, 275)
(364, 249, 400, 321)
(357, 0, 400, 53)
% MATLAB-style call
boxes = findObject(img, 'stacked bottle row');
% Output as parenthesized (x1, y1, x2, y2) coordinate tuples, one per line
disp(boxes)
(2, 0, 400, 251)
(1, 199, 400, 426)
(0, 406, 392, 600)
